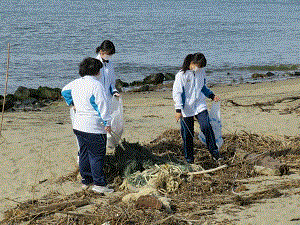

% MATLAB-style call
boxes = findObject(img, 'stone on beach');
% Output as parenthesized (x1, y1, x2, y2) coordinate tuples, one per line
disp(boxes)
(251, 71, 275, 79)
(115, 79, 129, 92)
(143, 73, 164, 85)
(0, 94, 15, 111)
(0, 86, 63, 112)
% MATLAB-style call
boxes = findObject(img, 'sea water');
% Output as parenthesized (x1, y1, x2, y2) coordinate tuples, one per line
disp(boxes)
(0, 0, 299, 93)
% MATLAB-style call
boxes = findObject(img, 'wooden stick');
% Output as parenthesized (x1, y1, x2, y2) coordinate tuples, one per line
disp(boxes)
(0, 43, 10, 135)
(57, 211, 104, 218)
(36, 199, 89, 212)
(227, 96, 300, 108)
(187, 164, 227, 175)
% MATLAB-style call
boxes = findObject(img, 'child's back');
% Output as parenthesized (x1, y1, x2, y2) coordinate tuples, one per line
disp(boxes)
(63, 75, 110, 134)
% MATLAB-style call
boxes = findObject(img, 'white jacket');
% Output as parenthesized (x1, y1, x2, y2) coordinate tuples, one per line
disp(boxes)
(61, 76, 111, 134)
(96, 54, 118, 98)
(172, 68, 214, 117)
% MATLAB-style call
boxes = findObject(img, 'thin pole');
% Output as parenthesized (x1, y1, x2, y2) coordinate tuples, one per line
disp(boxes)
(0, 43, 10, 135)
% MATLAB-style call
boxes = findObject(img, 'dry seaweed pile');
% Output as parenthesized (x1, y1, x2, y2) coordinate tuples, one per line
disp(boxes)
(2, 129, 300, 225)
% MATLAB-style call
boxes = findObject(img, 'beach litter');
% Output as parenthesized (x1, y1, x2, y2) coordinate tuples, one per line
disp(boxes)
(2, 129, 300, 224)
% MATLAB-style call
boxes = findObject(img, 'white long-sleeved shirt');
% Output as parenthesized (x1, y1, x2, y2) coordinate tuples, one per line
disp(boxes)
(96, 54, 118, 98)
(61, 76, 111, 134)
(172, 68, 214, 117)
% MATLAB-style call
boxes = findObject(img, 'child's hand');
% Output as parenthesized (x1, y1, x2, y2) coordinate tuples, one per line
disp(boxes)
(175, 112, 182, 122)
(105, 126, 112, 133)
(70, 106, 76, 112)
(113, 93, 121, 97)
(213, 95, 221, 102)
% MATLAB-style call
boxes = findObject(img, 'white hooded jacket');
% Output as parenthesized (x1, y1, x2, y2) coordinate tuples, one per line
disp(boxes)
(61, 76, 111, 134)
(172, 68, 214, 117)
(96, 54, 118, 98)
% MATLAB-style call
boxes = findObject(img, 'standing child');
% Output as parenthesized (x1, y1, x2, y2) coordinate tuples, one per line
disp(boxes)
(61, 57, 114, 194)
(172, 53, 221, 164)
(70, 40, 119, 161)
(96, 40, 120, 98)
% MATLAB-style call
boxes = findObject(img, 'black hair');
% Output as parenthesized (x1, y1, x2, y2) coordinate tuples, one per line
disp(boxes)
(79, 57, 103, 77)
(191, 52, 207, 68)
(181, 54, 194, 73)
(95, 40, 116, 55)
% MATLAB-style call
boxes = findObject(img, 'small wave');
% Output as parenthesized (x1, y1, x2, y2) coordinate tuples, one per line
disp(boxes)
(15, 25, 36, 31)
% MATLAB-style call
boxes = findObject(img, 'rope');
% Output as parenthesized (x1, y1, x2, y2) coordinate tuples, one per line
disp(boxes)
(180, 117, 196, 139)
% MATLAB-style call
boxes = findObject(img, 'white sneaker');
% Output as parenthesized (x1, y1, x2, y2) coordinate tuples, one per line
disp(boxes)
(92, 185, 114, 194)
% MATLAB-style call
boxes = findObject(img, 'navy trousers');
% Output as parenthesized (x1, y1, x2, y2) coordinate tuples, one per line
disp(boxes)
(73, 129, 107, 186)
(180, 110, 219, 163)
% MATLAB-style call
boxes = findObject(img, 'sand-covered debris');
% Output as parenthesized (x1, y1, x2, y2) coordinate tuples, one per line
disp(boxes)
(2, 129, 300, 224)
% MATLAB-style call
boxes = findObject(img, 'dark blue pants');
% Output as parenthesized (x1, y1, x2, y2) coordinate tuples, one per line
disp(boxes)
(73, 129, 107, 186)
(180, 110, 219, 163)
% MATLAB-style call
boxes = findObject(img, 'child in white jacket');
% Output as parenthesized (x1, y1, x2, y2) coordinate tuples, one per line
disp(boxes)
(95, 40, 120, 99)
(61, 57, 114, 194)
(70, 40, 119, 161)
(173, 53, 221, 164)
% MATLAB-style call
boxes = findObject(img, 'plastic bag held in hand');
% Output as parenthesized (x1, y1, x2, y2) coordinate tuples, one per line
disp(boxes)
(107, 96, 124, 151)
(198, 102, 223, 149)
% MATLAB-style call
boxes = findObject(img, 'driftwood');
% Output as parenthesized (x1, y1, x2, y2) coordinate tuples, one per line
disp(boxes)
(235, 148, 289, 176)
(227, 96, 300, 113)
(36, 199, 89, 212)
(187, 164, 228, 176)
(3, 199, 90, 223)
(227, 96, 300, 108)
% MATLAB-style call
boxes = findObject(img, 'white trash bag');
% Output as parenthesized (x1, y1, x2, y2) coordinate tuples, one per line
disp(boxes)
(106, 96, 124, 153)
(198, 102, 223, 149)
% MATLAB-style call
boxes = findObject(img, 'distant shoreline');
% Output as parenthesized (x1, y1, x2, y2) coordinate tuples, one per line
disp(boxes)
(1, 63, 299, 95)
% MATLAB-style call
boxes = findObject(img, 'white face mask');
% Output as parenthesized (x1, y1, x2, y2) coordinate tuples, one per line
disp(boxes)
(103, 54, 112, 61)
(193, 66, 200, 72)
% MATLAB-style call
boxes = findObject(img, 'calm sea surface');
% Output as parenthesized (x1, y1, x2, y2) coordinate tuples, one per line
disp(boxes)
(0, 0, 299, 93)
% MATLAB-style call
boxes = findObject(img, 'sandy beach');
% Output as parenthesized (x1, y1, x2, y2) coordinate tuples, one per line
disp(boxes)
(1, 77, 300, 224)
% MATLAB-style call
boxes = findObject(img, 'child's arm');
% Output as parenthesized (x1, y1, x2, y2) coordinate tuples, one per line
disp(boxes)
(92, 84, 112, 127)
(109, 63, 119, 97)
(172, 73, 184, 113)
(173, 73, 184, 121)
(201, 78, 215, 100)
(61, 81, 75, 106)
(201, 79, 220, 102)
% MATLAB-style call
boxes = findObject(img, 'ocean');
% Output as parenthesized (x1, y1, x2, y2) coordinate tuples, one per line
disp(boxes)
(0, 0, 299, 93)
